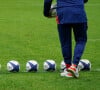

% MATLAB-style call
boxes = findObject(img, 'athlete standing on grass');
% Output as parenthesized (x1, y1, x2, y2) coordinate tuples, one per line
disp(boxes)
(43, 0, 88, 78)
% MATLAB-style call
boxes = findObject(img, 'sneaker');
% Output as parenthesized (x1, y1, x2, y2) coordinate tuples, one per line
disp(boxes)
(67, 64, 79, 78)
(60, 69, 73, 78)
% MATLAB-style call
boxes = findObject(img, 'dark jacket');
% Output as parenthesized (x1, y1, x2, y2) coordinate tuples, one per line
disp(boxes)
(43, 0, 88, 24)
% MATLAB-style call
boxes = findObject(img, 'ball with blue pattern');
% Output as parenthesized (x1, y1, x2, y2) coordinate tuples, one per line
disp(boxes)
(26, 60, 39, 72)
(7, 60, 20, 72)
(43, 60, 56, 71)
(78, 59, 91, 71)
(60, 61, 66, 71)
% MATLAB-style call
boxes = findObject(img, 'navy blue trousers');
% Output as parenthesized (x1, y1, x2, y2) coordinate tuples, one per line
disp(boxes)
(57, 23, 88, 65)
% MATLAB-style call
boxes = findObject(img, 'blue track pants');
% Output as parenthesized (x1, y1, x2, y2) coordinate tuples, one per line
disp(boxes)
(57, 23, 88, 65)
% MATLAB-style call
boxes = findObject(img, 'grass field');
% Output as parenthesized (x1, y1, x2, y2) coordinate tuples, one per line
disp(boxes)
(0, 0, 100, 90)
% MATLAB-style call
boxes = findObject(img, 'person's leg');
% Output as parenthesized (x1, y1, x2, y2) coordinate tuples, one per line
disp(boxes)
(57, 24, 72, 68)
(73, 23, 88, 66)
(68, 23, 88, 78)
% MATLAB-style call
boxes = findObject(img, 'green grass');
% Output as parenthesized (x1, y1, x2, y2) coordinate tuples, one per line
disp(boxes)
(0, 0, 100, 90)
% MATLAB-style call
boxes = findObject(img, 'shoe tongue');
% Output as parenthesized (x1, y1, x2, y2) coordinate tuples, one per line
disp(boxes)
(72, 64, 77, 68)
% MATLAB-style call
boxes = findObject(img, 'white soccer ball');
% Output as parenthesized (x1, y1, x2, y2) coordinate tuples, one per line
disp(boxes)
(43, 60, 56, 71)
(60, 61, 66, 70)
(49, 4, 57, 17)
(26, 60, 39, 72)
(7, 60, 20, 72)
(78, 59, 91, 71)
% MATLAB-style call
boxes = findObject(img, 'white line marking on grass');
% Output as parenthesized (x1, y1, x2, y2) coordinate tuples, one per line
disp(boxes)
(32, 4, 43, 6)
(72, 39, 100, 42)
(32, 3, 100, 7)
(92, 68, 100, 72)
(88, 39, 100, 42)
(86, 3, 100, 6)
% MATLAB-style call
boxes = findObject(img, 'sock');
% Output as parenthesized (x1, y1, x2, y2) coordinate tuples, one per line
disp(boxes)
(66, 64, 71, 69)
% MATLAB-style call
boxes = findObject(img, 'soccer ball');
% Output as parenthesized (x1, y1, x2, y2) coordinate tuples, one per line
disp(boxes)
(78, 59, 91, 71)
(60, 61, 66, 70)
(26, 60, 39, 72)
(49, 4, 57, 17)
(43, 60, 56, 71)
(7, 60, 20, 72)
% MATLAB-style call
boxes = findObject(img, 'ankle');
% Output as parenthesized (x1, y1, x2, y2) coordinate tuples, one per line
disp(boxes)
(66, 64, 71, 68)
(72, 64, 77, 68)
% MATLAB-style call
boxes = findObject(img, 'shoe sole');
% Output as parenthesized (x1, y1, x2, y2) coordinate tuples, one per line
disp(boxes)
(60, 73, 73, 78)
(67, 69, 79, 78)
(65, 75, 73, 78)
(60, 73, 66, 77)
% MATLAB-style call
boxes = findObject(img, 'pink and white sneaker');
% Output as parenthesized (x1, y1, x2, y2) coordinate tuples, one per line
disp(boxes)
(67, 64, 79, 78)
(60, 69, 73, 78)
